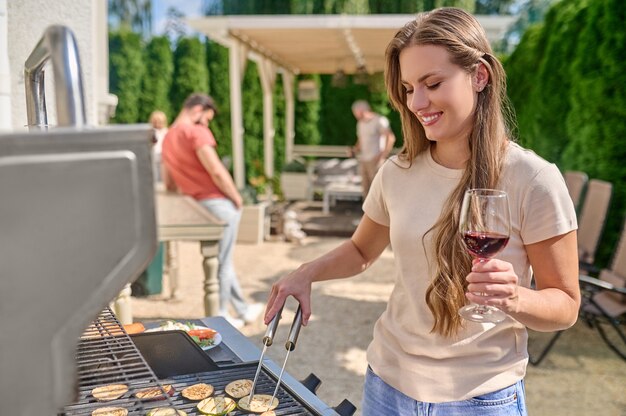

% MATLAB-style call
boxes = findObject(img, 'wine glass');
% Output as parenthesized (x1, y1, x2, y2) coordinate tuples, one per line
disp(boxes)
(459, 188, 511, 323)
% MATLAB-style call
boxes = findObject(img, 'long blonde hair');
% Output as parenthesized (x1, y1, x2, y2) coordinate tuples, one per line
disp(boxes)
(384, 8, 512, 337)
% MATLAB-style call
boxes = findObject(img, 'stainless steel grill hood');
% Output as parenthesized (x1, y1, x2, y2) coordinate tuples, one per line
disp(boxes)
(0, 26, 157, 415)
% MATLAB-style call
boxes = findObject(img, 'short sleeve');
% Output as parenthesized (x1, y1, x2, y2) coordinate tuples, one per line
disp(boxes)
(379, 116, 390, 131)
(520, 164, 578, 244)
(191, 125, 217, 150)
(363, 164, 390, 226)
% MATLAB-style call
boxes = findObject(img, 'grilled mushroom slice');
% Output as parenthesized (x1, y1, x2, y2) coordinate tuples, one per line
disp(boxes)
(145, 407, 187, 416)
(91, 384, 129, 401)
(196, 396, 236, 415)
(181, 383, 214, 401)
(91, 406, 128, 416)
(135, 384, 175, 401)
(224, 379, 253, 399)
(238, 394, 279, 413)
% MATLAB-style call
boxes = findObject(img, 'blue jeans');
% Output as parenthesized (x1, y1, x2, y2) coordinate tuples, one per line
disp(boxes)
(362, 366, 527, 416)
(198, 198, 248, 317)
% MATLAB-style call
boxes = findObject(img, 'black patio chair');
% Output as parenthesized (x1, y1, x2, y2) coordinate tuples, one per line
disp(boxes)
(529, 217, 626, 366)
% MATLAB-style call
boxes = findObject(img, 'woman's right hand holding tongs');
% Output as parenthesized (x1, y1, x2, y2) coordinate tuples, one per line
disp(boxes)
(264, 264, 314, 326)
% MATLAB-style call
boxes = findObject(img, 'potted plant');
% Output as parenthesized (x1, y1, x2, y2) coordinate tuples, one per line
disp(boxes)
(237, 186, 270, 244)
(280, 159, 314, 201)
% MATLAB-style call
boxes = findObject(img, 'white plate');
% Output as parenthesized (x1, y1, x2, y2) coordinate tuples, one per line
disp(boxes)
(145, 322, 222, 350)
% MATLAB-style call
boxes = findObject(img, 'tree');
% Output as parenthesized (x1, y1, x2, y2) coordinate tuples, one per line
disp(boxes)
(170, 37, 209, 114)
(138, 36, 173, 122)
(504, 23, 547, 149)
(562, 0, 626, 265)
(242, 62, 265, 182)
(206, 41, 232, 163)
(109, 30, 144, 123)
(295, 75, 321, 146)
(108, 0, 152, 39)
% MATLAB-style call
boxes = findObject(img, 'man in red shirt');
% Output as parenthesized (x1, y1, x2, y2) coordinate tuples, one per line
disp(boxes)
(162, 93, 262, 328)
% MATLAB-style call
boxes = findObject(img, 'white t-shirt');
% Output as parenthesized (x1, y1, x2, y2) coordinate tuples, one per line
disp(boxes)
(357, 115, 390, 162)
(363, 141, 577, 402)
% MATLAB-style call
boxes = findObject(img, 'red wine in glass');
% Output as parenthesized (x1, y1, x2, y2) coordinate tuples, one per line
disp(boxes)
(459, 189, 511, 323)
(462, 231, 509, 259)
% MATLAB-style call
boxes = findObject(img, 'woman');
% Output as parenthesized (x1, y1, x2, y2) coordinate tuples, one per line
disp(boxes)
(149, 110, 169, 182)
(264, 8, 580, 415)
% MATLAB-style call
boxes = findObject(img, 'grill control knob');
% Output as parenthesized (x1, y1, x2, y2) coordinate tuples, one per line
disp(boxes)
(300, 373, 321, 394)
(334, 399, 357, 416)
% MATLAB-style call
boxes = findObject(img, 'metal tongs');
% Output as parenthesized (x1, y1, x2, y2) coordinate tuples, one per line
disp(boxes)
(248, 304, 304, 407)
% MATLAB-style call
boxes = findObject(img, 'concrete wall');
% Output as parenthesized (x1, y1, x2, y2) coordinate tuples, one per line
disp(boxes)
(4, 0, 110, 131)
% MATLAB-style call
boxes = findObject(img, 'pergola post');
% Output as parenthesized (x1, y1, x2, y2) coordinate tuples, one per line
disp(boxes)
(282, 71, 295, 163)
(258, 57, 276, 179)
(228, 38, 248, 189)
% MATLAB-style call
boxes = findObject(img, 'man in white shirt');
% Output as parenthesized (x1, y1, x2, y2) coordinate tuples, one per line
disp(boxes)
(352, 100, 396, 197)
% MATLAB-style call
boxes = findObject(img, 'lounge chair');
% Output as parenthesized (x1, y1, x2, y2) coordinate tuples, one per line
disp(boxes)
(563, 170, 588, 211)
(577, 179, 612, 274)
(529, 217, 626, 365)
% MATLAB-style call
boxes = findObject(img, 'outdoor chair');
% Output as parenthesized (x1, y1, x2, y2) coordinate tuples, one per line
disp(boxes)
(577, 179, 612, 274)
(563, 170, 588, 212)
(529, 218, 626, 365)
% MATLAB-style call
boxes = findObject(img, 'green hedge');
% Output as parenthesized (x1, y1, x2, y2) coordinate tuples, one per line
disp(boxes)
(138, 36, 173, 122)
(507, 0, 626, 266)
(109, 30, 144, 123)
(171, 37, 209, 114)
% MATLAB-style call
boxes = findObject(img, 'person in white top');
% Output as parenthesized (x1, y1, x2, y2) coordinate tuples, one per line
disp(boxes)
(149, 110, 169, 183)
(264, 7, 579, 416)
(351, 100, 396, 197)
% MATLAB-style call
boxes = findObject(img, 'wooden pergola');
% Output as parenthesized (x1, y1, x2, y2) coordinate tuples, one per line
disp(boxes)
(187, 14, 516, 188)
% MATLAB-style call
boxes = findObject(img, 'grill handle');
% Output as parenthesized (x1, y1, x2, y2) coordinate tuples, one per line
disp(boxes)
(262, 303, 284, 346)
(300, 373, 322, 394)
(24, 25, 87, 131)
(333, 399, 357, 416)
(285, 305, 303, 351)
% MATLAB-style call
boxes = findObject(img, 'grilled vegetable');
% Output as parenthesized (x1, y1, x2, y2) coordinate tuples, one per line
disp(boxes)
(181, 383, 214, 401)
(91, 384, 129, 401)
(260, 412, 277, 416)
(238, 395, 279, 413)
(224, 379, 253, 399)
(123, 322, 145, 334)
(135, 385, 175, 401)
(196, 396, 236, 415)
(145, 407, 187, 416)
(187, 328, 216, 339)
(91, 406, 128, 416)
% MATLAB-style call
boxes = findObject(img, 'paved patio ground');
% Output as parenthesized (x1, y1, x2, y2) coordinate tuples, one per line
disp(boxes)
(132, 230, 626, 416)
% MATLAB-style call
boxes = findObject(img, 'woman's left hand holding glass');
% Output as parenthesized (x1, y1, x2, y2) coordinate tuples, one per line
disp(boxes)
(465, 258, 520, 317)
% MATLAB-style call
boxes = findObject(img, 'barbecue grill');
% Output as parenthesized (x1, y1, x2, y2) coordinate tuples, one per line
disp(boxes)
(2, 25, 356, 416)
(62, 309, 355, 416)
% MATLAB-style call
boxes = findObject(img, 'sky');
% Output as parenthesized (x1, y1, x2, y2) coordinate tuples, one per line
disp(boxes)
(151, 0, 204, 36)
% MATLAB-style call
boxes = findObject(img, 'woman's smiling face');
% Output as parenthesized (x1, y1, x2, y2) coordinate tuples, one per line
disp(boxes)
(399, 44, 479, 146)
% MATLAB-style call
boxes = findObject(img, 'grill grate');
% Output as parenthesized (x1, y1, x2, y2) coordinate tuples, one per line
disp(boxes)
(61, 308, 176, 415)
(157, 364, 315, 415)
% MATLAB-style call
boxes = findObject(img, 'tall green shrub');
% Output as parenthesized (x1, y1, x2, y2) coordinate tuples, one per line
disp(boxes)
(521, 0, 590, 164)
(563, 0, 626, 265)
(504, 23, 546, 148)
(318, 75, 368, 146)
(138, 36, 173, 122)
(294, 74, 321, 146)
(109, 30, 144, 123)
(206, 41, 232, 161)
(242, 61, 264, 181)
(171, 37, 208, 114)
